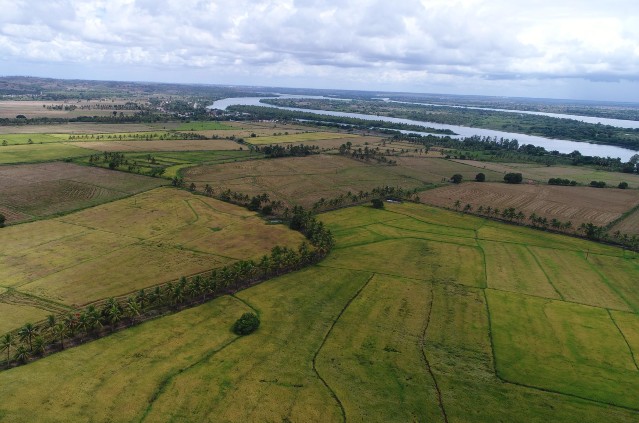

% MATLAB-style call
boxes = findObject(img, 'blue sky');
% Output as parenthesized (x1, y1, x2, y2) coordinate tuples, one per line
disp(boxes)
(1, 0, 638, 102)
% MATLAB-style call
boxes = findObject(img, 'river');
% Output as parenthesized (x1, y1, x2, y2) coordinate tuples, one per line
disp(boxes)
(209, 96, 638, 161)
(376, 98, 639, 129)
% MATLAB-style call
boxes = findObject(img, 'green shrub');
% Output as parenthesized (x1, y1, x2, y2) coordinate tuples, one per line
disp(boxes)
(233, 312, 260, 335)
(504, 173, 523, 184)
(371, 198, 384, 209)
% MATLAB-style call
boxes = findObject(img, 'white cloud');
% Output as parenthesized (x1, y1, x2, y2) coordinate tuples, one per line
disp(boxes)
(1, 0, 638, 100)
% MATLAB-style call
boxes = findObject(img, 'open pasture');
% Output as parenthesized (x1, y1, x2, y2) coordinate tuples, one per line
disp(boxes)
(176, 121, 233, 130)
(0, 143, 90, 164)
(0, 122, 182, 135)
(73, 150, 260, 179)
(1, 202, 639, 421)
(488, 290, 639, 409)
(245, 131, 359, 145)
(0, 162, 165, 224)
(454, 159, 639, 188)
(0, 188, 304, 331)
(420, 181, 639, 227)
(69, 138, 241, 152)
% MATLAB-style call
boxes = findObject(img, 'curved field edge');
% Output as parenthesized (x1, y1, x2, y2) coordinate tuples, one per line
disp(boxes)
(1, 202, 638, 422)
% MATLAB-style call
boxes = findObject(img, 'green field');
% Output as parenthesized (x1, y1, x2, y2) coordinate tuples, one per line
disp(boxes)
(74, 149, 261, 178)
(246, 131, 359, 145)
(0, 133, 63, 145)
(2, 202, 638, 421)
(0, 143, 91, 164)
(176, 121, 233, 130)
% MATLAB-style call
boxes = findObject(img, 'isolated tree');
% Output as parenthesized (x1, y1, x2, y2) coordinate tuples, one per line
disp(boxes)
(618, 182, 629, 189)
(475, 172, 486, 182)
(504, 173, 523, 184)
(371, 198, 384, 209)
(451, 174, 463, 184)
(0, 213, 5, 228)
(233, 312, 260, 335)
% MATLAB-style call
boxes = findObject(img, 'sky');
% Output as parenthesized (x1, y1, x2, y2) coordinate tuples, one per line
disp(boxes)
(1, 0, 638, 102)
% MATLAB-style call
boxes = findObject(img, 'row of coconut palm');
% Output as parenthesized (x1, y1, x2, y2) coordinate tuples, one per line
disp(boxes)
(1, 200, 335, 370)
(1, 239, 329, 369)
(452, 200, 639, 250)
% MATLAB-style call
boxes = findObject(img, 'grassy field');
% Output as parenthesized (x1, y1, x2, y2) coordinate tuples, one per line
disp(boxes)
(456, 159, 639, 188)
(2, 202, 638, 421)
(176, 121, 233, 130)
(67, 138, 242, 152)
(0, 123, 183, 135)
(0, 162, 166, 224)
(0, 143, 91, 164)
(245, 131, 359, 145)
(73, 149, 261, 178)
(183, 154, 504, 209)
(0, 187, 304, 332)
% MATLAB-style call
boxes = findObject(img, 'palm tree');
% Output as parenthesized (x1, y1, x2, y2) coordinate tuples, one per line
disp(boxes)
(18, 323, 38, 351)
(53, 323, 67, 350)
(33, 336, 46, 356)
(126, 297, 141, 323)
(1, 333, 14, 367)
(13, 345, 30, 364)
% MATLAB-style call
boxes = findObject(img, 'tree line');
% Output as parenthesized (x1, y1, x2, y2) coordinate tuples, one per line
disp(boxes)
(452, 200, 639, 250)
(1, 184, 335, 369)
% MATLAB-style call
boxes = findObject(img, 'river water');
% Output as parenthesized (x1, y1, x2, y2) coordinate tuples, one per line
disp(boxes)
(376, 98, 639, 129)
(209, 96, 638, 161)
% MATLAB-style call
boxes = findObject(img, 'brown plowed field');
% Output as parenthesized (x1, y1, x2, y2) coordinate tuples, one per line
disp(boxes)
(0, 162, 165, 224)
(420, 182, 639, 227)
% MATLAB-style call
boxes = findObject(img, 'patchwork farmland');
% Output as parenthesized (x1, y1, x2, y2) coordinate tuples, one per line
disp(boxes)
(1, 202, 638, 422)
(0, 187, 304, 333)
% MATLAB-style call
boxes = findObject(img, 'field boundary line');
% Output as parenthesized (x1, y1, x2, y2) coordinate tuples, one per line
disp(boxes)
(475, 239, 489, 289)
(583, 256, 637, 313)
(139, 296, 252, 422)
(483, 289, 639, 412)
(481, 289, 501, 379)
(420, 283, 449, 423)
(525, 246, 565, 300)
(312, 272, 375, 423)
(607, 309, 639, 372)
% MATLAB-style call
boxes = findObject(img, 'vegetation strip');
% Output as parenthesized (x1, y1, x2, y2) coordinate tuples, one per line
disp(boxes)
(607, 310, 639, 372)
(420, 284, 449, 423)
(525, 246, 565, 300)
(312, 272, 376, 422)
(140, 326, 244, 421)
